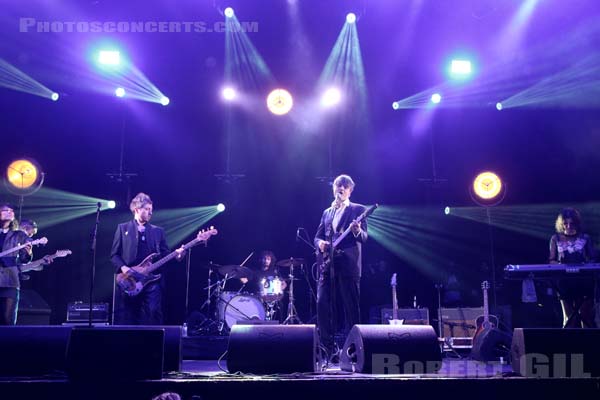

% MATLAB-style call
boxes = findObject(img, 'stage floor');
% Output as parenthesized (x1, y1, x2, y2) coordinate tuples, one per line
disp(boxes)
(2, 359, 599, 400)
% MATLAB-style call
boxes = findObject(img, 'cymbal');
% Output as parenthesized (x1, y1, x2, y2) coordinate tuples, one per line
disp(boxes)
(276, 258, 305, 268)
(218, 265, 253, 278)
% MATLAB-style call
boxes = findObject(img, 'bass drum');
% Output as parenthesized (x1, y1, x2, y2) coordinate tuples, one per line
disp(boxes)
(218, 292, 265, 330)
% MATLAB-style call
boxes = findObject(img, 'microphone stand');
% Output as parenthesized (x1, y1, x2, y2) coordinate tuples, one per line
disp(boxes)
(88, 202, 101, 328)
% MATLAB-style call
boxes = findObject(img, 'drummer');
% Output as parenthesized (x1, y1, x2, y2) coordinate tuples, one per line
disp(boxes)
(241, 250, 287, 295)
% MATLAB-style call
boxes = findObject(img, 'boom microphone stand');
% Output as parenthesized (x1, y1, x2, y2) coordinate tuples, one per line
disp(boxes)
(88, 202, 101, 328)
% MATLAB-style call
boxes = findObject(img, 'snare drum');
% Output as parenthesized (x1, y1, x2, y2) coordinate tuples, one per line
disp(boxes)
(218, 291, 265, 330)
(260, 276, 284, 303)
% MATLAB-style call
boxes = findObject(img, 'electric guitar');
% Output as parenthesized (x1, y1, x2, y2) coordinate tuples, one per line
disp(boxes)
(19, 250, 72, 272)
(473, 281, 499, 338)
(0, 237, 48, 258)
(389, 273, 403, 325)
(316, 204, 378, 272)
(116, 227, 218, 297)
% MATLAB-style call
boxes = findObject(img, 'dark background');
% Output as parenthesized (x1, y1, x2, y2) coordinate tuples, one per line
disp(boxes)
(1, 0, 599, 329)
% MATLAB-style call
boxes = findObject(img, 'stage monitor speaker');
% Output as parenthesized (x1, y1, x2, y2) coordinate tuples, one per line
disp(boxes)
(66, 327, 164, 381)
(511, 328, 600, 377)
(471, 328, 512, 361)
(16, 289, 51, 325)
(381, 307, 429, 325)
(101, 325, 182, 372)
(227, 324, 318, 374)
(340, 325, 442, 374)
(0, 326, 71, 377)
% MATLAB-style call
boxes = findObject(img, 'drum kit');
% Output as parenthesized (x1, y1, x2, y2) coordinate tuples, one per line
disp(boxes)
(201, 258, 305, 334)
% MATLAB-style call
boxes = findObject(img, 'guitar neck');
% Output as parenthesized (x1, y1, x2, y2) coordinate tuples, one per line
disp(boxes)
(145, 237, 203, 274)
(20, 253, 58, 272)
(483, 288, 489, 323)
(392, 286, 398, 320)
(0, 242, 29, 258)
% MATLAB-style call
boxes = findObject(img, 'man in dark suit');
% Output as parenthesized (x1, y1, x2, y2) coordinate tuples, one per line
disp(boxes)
(314, 175, 368, 361)
(111, 193, 183, 325)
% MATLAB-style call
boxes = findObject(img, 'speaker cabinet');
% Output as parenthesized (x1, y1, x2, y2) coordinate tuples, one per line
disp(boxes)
(66, 327, 165, 381)
(340, 325, 442, 374)
(16, 289, 51, 325)
(227, 324, 318, 374)
(0, 326, 71, 376)
(471, 328, 512, 361)
(511, 328, 600, 377)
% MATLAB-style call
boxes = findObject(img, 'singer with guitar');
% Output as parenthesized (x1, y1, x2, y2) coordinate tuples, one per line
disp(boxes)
(314, 175, 369, 362)
(111, 193, 188, 325)
(0, 202, 34, 325)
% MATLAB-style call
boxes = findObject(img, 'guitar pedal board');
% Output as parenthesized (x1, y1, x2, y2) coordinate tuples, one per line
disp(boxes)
(67, 302, 109, 322)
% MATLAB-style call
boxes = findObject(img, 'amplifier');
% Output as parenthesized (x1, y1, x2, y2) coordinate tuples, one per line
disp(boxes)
(67, 302, 109, 322)
(381, 307, 430, 325)
(440, 307, 483, 338)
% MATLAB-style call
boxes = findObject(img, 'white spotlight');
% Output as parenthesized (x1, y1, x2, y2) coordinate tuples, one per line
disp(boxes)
(266, 89, 293, 116)
(51, 92, 59, 101)
(321, 87, 341, 108)
(346, 13, 356, 24)
(160, 96, 170, 106)
(496, 102, 503, 111)
(222, 87, 236, 101)
(224, 7, 234, 18)
(431, 93, 442, 104)
(98, 50, 121, 66)
(115, 87, 126, 97)
(392, 101, 400, 110)
(217, 203, 226, 212)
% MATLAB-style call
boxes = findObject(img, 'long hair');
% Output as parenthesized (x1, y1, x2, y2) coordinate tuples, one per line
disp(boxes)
(0, 202, 18, 231)
(555, 207, 583, 234)
(259, 250, 277, 269)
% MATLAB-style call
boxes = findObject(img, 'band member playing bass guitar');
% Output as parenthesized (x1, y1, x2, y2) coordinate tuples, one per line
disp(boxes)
(111, 193, 186, 325)
(314, 175, 369, 362)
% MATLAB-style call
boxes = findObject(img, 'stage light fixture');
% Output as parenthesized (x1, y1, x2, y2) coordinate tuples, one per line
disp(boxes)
(107, 201, 117, 209)
(98, 50, 121, 66)
(450, 59, 472, 75)
(6, 159, 43, 191)
(222, 87, 236, 101)
(431, 93, 442, 104)
(217, 203, 226, 212)
(115, 87, 126, 97)
(160, 96, 170, 106)
(444, 206, 450, 215)
(392, 101, 400, 110)
(224, 7, 234, 18)
(346, 13, 356, 24)
(321, 87, 341, 107)
(471, 171, 506, 207)
(266, 89, 293, 115)
(496, 102, 503, 111)
(51, 92, 59, 101)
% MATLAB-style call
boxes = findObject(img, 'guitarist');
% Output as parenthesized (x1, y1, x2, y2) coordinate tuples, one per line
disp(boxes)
(0, 202, 33, 325)
(314, 175, 368, 362)
(111, 193, 185, 325)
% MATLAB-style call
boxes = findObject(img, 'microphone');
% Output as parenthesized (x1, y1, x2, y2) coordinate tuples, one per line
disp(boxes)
(97, 202, 102, 210)
(296, 228, 300, 242)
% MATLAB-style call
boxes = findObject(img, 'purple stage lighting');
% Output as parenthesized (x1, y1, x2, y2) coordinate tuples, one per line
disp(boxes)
(98, 50, 121, 66)
(222, 87, 236, 101)
(450, 59, 472, 76)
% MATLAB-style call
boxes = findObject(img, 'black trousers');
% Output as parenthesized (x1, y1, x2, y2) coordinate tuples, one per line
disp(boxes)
(317, 269, 360, 352)
(114, 280, 163, 325)
(0, 293, 19, 325)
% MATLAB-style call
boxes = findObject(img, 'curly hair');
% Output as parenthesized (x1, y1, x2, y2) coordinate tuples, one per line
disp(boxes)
(129, 192, 153, 213)
(259, 250, 277, 268)
(0, 202, 19, 231)
(555, 207, 582, 234)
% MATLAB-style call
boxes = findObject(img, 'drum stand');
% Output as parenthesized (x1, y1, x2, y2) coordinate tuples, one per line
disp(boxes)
(283, 262, 303, 325)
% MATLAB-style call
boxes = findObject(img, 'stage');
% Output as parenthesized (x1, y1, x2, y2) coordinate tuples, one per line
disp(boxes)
(1, 358, 599, 400)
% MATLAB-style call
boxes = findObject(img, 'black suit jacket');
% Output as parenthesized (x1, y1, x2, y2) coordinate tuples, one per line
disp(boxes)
(314, 202, 368, 278)
(110, 220, 170, 274)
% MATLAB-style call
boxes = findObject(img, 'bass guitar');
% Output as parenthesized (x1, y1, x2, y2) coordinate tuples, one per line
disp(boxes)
(388, 273, 403, 325)
(0, 237, 48, 258)
(316, 204, 378, 272)
(116, 227, 218, 297)
(19, 250, 72, 272)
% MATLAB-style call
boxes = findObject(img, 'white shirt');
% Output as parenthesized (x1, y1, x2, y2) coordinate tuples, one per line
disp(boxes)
(332, 199, 350, 232)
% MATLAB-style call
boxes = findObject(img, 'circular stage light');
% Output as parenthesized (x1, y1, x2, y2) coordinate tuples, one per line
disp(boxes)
(51, 92, 59, 101)
(160, 96, 170, 106)
(496, 102, 503, 111)
(392, 101, 400, 110)
(346, 13, 356, 24)
(470, 171, 505, 206)
(222, 87, 236, 101)
(266, 89, 293, 116)
(115, 87, 126, 97)
(321, 87, 341, 108)
(6, 159, 41, 190)
(431, 93, 442, 104)
(107, 200, 117, 209)
(224, 7, 234, 18)
(217, 203, 226, 212)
